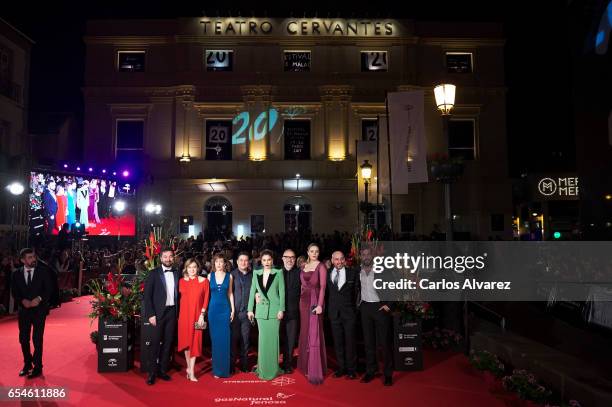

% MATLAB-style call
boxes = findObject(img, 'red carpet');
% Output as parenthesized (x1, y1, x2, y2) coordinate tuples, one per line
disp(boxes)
(0, 298, 507, 406)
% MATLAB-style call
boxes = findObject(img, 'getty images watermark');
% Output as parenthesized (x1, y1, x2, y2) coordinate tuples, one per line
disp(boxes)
(363, 241, 612, 302)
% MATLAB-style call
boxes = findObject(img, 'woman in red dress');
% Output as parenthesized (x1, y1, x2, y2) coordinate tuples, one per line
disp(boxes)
(55, 184, 68, 230)
(178, 258, 210, 382)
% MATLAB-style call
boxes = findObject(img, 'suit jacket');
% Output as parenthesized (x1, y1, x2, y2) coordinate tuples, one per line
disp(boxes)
(11, 265, 53, 312)
(143, 266, 180, 320)
(42, 189, 57, 217)
(327, 267, 359, 320)
(231, 268, 253, 316)
(248, 268, 285, 320)
(283, 266, 301, 320)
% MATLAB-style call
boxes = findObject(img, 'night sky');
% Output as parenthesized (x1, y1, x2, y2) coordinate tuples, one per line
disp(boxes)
(2, 2, 577, 176)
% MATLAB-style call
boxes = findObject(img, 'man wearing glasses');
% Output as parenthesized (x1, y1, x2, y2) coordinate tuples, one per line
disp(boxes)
(280, 249, 301, 373)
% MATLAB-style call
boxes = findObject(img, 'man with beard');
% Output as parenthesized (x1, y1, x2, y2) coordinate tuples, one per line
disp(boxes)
(143, 248, 179, 385)
(358, 246, 394, 386)
(328, 250, 359, 379)
(11, 248, 53, 378)
(279, 249, 301, 373)
(230, 251, 253, 373)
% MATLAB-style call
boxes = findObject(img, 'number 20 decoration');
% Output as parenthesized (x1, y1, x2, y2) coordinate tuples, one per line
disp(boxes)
(232, 108, 279, 145)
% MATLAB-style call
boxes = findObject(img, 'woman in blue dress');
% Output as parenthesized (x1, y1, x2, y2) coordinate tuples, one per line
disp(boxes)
(208, 253, 235, 378)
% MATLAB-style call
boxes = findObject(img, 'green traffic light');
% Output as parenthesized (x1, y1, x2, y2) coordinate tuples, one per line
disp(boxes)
(553, 231, 561, 239)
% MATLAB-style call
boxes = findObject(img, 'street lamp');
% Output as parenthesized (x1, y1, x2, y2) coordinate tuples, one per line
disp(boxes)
(433, 84, 457, 241)
(361, 160, 373, 227)
(6, 182, 25, 249)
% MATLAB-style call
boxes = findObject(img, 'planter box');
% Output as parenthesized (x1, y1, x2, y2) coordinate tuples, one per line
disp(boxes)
(393, 315, 423, 371)
(97, 318, 134, 372)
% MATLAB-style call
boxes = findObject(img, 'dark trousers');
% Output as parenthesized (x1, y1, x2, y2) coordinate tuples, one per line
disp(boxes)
(18, 306, 47, 369)
(149, 305, 176, 375)
(330, 309, 357, 373)
(360, 301, 393, 377)
(231, 314, 251, 370)
(281, 317, 298, 369)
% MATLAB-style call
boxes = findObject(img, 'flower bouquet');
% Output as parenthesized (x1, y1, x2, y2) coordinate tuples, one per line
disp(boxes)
(502, 369, 553, 405)
(397, 301, 435, 323)
(422, 327, 462, 350)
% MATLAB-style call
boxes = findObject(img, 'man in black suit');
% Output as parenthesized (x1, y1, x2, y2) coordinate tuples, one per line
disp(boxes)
(230, 251, 253, 373)
(328, 250, 359, 379)
(11, 248, 53, 379)
(358, 246, 394, 386)
(280, 249, 301, 373)
(42, 180, 58, 234)
(143, 247, 179, 385)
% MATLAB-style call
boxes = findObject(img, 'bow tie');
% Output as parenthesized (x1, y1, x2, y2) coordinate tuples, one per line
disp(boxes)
(163, 269, 173, 273)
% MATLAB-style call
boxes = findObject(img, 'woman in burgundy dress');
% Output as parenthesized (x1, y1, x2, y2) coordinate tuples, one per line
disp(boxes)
(297, 243, 328, 385)
(178, 258, 210, 381)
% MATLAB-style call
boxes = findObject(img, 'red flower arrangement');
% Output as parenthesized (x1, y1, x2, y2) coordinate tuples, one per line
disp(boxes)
(87, 270, 140, 322)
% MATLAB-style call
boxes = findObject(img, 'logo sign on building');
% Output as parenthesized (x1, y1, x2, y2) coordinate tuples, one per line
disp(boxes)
(361, 51, 388, 71)
(534, 175, 580, 201)
(205, 50, 233, 71)
(284, 51, 311, 72)
(362, 119, 378, 141)
(206, 120, 232, 160)
(284, 120, 310, 160)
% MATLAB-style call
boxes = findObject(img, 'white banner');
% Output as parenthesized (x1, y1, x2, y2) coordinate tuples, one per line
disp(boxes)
(387, 91, 428, 192)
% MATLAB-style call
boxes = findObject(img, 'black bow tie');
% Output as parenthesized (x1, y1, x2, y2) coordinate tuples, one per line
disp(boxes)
(163, 269, 173, 273)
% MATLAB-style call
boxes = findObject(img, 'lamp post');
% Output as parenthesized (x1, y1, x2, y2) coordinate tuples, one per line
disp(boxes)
(113, 200, 126, 242)
(360, 160, 373, 228)
(6, 182, 25, 250)
(434, 84, 457, 241)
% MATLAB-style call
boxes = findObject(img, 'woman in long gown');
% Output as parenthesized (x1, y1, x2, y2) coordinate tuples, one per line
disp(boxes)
(208, 253, 235, 378)
(55, 184, 67, 230)
(66, 181, 77, 230)
(247, 249, 285, 380)
(178, 259, 210, 382)
(297, 243, 328, 385)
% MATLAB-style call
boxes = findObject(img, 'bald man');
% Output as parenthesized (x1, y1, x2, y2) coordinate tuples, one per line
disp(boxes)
(328, 250, 359, 379)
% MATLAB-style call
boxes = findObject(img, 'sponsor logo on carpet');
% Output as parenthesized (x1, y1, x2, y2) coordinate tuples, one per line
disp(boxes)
(214, 393, 295, 404)
(271, 377, 295, 387)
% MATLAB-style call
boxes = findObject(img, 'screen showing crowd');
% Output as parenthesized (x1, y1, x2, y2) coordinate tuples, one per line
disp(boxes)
(29, 171, 136, 237)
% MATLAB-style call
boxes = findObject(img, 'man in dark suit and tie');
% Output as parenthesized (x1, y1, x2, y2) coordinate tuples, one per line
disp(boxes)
(42, 180, 58, 234)
(11, 248, 53, 379)
(143, 247, 179, 385)
(280, 249, 301, 373)
(230, 251, 253, 373)
(328, 250, 359, 379)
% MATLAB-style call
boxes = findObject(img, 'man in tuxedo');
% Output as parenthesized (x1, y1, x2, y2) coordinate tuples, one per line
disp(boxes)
(230, 251, 253, 373)
(11, 248, 53, 378)
(358, 246, 394, 386)
(328, 250, 359, 379)
(42, 180, 58, 234)
(143, 247, 179, 385)
(280, 249, 301, 373)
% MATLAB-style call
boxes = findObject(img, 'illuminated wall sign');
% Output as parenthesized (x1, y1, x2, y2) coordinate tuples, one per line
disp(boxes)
(205, 50, 233, 71)
(206, 120, 232, 160)
(446, 52, 473, 73)
(284, 120, 311, 160)
(361, 51, 388, 71)
(117, 51, 145, 72)
(284, 51, 311, 72)
(533, 175, 580, 201)
(362, 119, 379, 141)
(198, 19, 397, 37)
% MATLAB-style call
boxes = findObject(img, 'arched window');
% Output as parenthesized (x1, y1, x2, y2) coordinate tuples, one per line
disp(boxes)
(204, 196, 232, 239)
(283, 196, 312, 232)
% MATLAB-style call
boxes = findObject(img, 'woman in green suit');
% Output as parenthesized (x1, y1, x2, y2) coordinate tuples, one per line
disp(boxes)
(247, 249, 285, 380)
